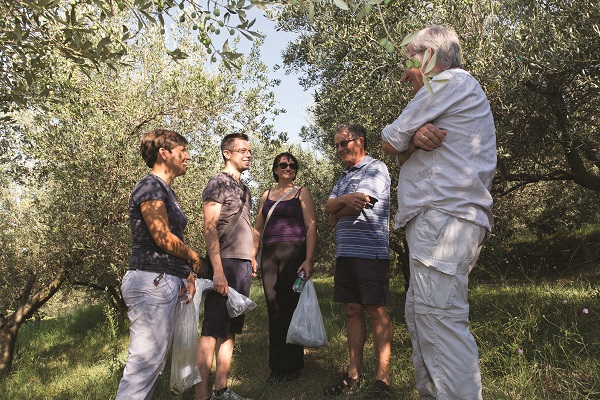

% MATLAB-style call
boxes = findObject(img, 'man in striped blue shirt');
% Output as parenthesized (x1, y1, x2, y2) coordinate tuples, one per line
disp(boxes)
(323, 122, 393, 399)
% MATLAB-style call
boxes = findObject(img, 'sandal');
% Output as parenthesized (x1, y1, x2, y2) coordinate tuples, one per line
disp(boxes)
(366, 380, 392, 399)
(266, 370, 282, 385)
(323, 372, 359, 396)
(283, 370, 300, 382)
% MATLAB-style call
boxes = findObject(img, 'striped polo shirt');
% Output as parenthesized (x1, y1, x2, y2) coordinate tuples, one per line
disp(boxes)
(329, 155, 390, 259)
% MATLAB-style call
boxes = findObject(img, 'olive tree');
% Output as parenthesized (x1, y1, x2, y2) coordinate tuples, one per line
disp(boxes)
(270, 0, 599, 273)
(0, 22, 282, 375)
(1, 0, 271, 114)
(276, 0, 599, 190)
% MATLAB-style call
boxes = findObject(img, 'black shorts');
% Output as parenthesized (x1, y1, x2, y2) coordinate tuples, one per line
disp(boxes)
(333, 257, 390, 305)
(201, 258, 252, 339)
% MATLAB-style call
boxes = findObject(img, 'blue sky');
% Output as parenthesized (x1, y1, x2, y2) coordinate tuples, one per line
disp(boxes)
(175, 6, 314, 144)
(245, 9, 314, 144)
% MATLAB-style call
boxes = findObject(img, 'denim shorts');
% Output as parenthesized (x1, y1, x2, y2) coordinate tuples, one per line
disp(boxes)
(333, 256, 390, 305)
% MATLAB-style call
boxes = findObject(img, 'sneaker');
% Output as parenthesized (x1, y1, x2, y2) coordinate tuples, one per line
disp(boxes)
(210, 387, 253, 400)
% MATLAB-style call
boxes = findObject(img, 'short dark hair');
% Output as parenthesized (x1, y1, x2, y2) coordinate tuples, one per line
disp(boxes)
(220, 132, 250, 161)
(140, 129, 188, 168)
(333, 122, 368, 150)
(272, 152, 299, 182)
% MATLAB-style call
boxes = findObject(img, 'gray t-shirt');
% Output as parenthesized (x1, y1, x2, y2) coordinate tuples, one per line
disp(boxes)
(202, 172, 253, 260)
(129, 174, 190, 278)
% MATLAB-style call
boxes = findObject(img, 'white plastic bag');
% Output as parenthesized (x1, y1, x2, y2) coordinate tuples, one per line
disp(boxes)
(286, 278, 328, 347)
(169, 280, 202, 395)
(226, 287, 257, 317)
(196, 279, 257, 318)
(197, 278, 215, 310)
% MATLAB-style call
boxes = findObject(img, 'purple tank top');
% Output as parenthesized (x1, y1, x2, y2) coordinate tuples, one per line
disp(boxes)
(262, 189, 306, 245)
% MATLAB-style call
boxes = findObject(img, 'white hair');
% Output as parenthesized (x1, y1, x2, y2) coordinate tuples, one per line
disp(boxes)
(411, 25, 463, 69)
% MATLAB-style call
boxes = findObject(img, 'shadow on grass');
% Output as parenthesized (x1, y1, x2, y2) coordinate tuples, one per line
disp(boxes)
(4, 271, 598, 399)
(215, 276, 419, 400)
(6, 304, 127, 400)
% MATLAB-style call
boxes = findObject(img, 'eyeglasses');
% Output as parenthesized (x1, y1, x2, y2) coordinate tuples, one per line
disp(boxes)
(334, 138, 356, 149)
(228, 148, 252, 155)
(278, 162, 298, 170)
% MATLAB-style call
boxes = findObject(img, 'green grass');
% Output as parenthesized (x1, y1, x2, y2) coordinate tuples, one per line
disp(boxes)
(1, 275, 599, 399)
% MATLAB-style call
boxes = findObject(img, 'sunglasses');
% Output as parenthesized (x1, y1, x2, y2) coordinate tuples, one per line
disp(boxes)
(278, 162, 298, 170)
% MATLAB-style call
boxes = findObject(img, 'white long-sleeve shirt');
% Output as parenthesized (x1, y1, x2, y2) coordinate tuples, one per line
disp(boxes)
(381, 68, 496, 231)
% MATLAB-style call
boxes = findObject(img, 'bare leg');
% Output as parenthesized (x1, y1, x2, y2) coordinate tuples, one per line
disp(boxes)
(195, 335, 217, 400)
(365, 305, 392, 384)
(213, 333, 236, 390)
(344, 303, 366, 380)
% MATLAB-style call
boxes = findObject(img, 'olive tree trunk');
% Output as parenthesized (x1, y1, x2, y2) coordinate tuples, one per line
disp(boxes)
(0, 267, 66, 376)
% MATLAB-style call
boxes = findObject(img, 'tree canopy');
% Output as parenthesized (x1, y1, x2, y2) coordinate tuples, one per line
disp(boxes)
(1, 0, 599, 377)
(0, 0, 268, 114)
(0, 19, 286, 374)
(276, 0, 599, 193)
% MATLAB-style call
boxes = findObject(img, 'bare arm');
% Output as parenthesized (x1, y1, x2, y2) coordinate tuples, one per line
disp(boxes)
(140, 200, 199, 264)
(203, 199, 228, 296)
(324, 192, 370, 215)
(381, 139, 400, 156)
(140, 200, 198, 301)
(299, 188, 317, 279)
(324, 192, 370, 228)
(396, 143, 419, 166)
(381, 138, 418, 166)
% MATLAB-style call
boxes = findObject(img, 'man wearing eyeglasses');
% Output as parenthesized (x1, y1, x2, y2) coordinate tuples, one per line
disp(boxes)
(196, 133, 254, 400)
(323, 122, 393, 399)
(380, 25, 496, 400)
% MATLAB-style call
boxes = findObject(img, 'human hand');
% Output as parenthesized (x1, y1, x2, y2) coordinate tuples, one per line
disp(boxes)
(343, 192, 370, 212)
(251, 257, 258, 277)
(329, 214, 338, 228)
(190, 258, 201, 275)
(412, 123, 447, 151)
(298, 260, 314, 279)
(212, 271, 229, 296)
(179, 275, 196, 304)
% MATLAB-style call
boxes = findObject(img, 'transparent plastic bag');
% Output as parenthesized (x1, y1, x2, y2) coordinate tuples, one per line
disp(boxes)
(196, 278, 215, 308)
(286, 278, 328, 347)
(196, 279, 257, 318)
(169, 280, 202, 395)
(226, 287, 257, 318)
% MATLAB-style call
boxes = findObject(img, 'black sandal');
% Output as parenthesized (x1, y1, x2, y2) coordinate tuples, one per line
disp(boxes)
(323, 372, 359, 396)
(367, 380, 392, 399)
(267, 370, 282, 385)
(283, 370, 300, 382)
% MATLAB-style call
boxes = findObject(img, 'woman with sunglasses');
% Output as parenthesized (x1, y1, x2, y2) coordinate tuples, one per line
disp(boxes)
(252, 152, 317, 384)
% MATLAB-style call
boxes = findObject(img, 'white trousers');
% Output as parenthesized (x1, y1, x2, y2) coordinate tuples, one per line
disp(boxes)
(405, 210, 485, 400)
(115, 270, 182, 400)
